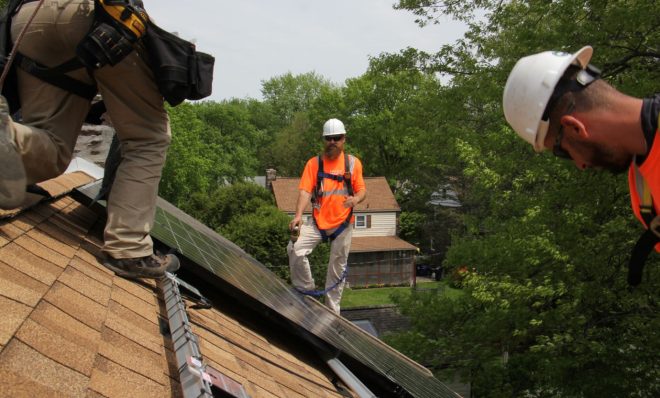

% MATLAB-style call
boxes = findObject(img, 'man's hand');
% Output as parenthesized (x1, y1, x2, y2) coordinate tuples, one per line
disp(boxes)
(343, 196, 358, 208)
(289, 217, 302, 231)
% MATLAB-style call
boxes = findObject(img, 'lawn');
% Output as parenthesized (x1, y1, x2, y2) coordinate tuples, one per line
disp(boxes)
(340, 280, 462, 308)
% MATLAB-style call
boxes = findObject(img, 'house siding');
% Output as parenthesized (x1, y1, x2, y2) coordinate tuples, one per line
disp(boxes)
(352, 212, 396, 237)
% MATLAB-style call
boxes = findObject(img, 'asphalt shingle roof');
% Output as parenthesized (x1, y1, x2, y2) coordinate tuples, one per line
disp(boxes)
(0, 173, 354, 397)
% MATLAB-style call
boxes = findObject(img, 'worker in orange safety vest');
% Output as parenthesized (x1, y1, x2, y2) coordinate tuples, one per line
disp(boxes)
(288, 118, 367, 314)
(503, 46, 659, 285)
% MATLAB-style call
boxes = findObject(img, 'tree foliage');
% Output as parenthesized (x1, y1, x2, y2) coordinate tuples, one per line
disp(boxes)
(160, 101, 267, 206)
(383, 1, 660, 396)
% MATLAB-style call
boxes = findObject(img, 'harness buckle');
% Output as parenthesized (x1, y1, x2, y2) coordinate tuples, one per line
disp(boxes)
(344, 171, 351, 181)
(650, 216, 660, 239)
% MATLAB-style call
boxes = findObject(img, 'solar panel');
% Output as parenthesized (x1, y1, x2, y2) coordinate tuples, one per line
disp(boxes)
(75, 181, 459, 398)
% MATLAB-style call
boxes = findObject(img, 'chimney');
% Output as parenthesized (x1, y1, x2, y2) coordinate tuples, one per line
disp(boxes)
(266, 168, 276, 190)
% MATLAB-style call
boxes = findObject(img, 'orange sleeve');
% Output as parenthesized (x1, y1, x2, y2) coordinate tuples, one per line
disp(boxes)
(352, 157, 366, 194)
(298, 157, 318, 193)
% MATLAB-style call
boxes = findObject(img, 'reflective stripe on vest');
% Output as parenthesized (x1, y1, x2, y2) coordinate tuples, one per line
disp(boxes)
(627, 115, 660, 285)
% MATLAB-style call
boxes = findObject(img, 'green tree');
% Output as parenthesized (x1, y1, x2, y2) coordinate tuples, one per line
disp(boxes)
(160, 101, 267, 206)
(221, 205, 291, 277)
(183, 182, 274, 231)
(261, 71, 336, 126)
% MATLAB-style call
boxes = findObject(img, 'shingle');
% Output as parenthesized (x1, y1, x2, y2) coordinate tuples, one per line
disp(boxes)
(54, 172, 95, 192)
(42, 197, 70, 213)
(14, 234, 70, 268)
(236, 353, 285, 396)
(31, 203, 57, 220)
(36, 221, 83, 250)
(0, 221, 26, 240)
(29, 301, 101, 353)
(278, 384, 308, 398)
(104, 301, 163, 354)
(49, 211, 90, 236)
(57, 266, 111, 306)
(98, 327, 166, 385)
(22, 206, 49, 224)
(0, 339, 89, 397)
(198, 338, 243, 377)
(0, 260, 49, 306)
(69, 256, 114, 287)
(204, 357, 248, 387)
(16, 318, 96, 376)
(267, 365, 316, 396)
(89, 356, 166, 398)
(112, 276, 159, 304)
(9, 214, 39, 232)
(44, 282, 107, 331)
(60, 203, 97, 226)
(110, 287, 159, 324)
(75, 241, 108, 269)
(27, 227, 78, 258)
(0, 295, 32, 347)
(245, 380, 280, 398)
(0, 242, 64, 285)
(36, 180, 69, 199)
(0, 234, 8, 248)
(0, 368, 64, 397)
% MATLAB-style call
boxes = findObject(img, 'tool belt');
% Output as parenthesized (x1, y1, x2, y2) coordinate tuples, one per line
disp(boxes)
(0, 0, 213, 112)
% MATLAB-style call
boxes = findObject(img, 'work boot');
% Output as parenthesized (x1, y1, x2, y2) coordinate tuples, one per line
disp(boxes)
(0, 95, 26, 210)
(103, 253, 180, 279)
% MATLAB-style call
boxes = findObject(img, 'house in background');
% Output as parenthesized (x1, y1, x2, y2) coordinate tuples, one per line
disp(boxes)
(270, 173, 418, 287)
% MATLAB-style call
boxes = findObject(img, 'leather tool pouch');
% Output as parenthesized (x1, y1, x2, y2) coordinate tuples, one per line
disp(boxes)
(142, 21, 214, 106)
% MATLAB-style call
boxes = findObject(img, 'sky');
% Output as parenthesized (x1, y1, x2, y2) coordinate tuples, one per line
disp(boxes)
(147, 1, 467, 101)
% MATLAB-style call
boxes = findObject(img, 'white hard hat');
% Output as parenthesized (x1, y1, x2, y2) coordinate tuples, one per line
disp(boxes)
(503, 46, 593, 151)
(322, 118, 346, 136)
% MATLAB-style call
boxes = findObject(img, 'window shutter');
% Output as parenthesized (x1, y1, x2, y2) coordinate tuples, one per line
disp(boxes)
(367, 215, 372, 228)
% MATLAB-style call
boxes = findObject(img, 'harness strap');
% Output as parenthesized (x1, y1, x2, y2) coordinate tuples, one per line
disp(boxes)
(628, 162, 659, 286)
(14, 53, 96, 99)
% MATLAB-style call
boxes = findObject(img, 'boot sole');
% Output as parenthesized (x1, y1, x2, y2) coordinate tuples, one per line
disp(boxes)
(102, 260, 167, 279)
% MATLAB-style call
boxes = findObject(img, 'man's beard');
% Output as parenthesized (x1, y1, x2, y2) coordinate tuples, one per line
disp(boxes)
(325, 145, 340, 158)
(588, 141, 632, 174)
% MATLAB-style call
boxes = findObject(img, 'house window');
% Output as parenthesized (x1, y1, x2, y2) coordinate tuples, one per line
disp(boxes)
(355, 215, 367, 228)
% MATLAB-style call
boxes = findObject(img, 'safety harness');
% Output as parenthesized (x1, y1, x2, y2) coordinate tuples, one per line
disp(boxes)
(628, 165, 658, 286)
(311, 153, 354, 242)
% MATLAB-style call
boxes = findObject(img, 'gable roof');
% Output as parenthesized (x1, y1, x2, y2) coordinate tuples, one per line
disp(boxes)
(272, 176, 400, 213)
(1, 172, 460, 397)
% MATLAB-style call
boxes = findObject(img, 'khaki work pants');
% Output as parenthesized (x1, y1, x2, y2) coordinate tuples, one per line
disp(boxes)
(287, 218, 353, 315)
(11, 0, 170, 258)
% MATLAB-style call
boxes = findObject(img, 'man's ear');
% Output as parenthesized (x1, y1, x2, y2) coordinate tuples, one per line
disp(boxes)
(560, 115, 589, 139)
